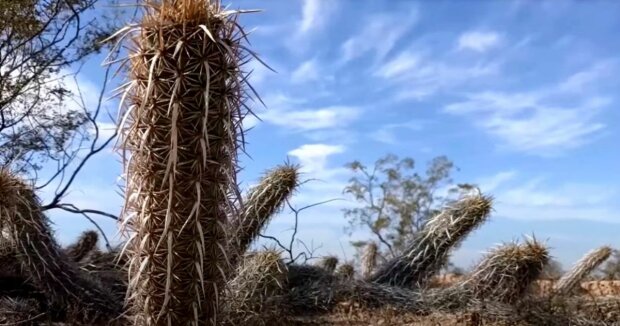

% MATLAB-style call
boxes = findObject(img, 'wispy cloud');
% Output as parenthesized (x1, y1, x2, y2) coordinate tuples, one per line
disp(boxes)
(370, 120, 427, 144)
(375, 50, 499, 100)
(291, 59, 321, 84)
(263, 106, 360, 131)
(557, 60, 616, 93)
(256, 93, 361, 133)
(299, 0, 336, 34)
(340, 8, 418, 64)
(288, 143, 344, 175)
(457, 31, 502, 52)
(444, 93, 609, 155)
(442, 59, 617, 155)
(481, 172, 620, 223)
(476, 170, 518, 193)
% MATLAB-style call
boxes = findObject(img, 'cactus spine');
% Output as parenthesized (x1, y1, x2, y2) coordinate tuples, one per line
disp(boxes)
(116, 0, 252, 324)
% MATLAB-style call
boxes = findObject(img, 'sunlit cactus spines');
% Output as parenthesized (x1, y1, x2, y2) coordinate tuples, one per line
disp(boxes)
(553, 246, 612, 296)
(113, 0, 256, 324)
(370, 194, 492, 288)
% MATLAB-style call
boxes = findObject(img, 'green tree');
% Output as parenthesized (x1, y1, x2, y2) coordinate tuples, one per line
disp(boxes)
(342, 154, 474, 261)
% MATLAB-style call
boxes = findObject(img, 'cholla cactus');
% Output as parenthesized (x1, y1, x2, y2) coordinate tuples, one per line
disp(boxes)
(553, 246, 612, 296)
(319, 256, 339, 274)
(459, 238, 549, 304)
(336, 263, 355, 280)
(63, 230, 99, 263)
(370, 194, 492, 288)
(113, 0, 255, 324)
(361, 242, 378, 279)
(228, 164, 298, 271)
(221, 250, 287, 325)
(0, 170, 120, 323)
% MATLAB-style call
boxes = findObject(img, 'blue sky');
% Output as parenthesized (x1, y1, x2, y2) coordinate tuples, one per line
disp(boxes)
(40, 0, 620, 270)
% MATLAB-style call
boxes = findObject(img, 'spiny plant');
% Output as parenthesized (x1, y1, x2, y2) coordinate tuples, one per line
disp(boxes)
(319, 256, 339, 274)
(221, 250, 287, 325)
(111, 0, 268, 324)
(63, 230, 99, 263)
(458, 238, 549, 304)
(361, 242, 378, 279)
(336, 263, 355, 280)
(0, 169, 121, 324)
(553, 246, 612, 296)
(370, 193, 492, 288)
(227, 164, 299, 272)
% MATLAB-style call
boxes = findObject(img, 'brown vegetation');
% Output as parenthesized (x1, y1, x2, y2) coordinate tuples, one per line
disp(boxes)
(0, 0, 616, 325)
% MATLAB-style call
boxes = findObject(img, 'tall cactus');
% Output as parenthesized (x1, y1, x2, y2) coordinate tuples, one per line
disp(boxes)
(370, 194, 492, 288)
(553, 246, 612, 296)
(115, 0, 253, 324)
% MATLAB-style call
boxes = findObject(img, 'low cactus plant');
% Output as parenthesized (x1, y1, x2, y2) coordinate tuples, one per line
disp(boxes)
(553, 246, 612, 296)
(370, 194, 492, 288)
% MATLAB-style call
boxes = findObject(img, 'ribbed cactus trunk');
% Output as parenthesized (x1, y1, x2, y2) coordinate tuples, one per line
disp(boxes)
(553, 246, 611, 296)
(117, 1, 250, 324)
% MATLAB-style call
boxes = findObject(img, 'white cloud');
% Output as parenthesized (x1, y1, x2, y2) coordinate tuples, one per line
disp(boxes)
(369, 120, 427, 144)
(256, 94, 361, 133)
(341, 8, 418, 64)
(482, 172, 620, 223)
(443, 60, 616, 155)
(375, 51, 499, 100)
(299, 0, 336, 34)
(264, 106, 359, 131)
(557, 60, 616, 93)
(291, 59, 320, 84)
(458, 31, 502, 52)
(476, 170, 517, 193)
(288, 144, 344, 175)
(444, 91, 609, 155)
(375, 51, 421, 79)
